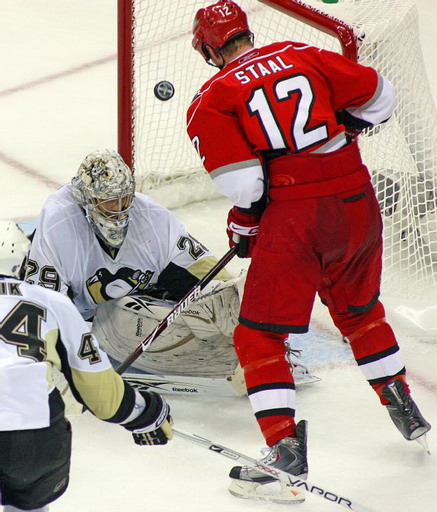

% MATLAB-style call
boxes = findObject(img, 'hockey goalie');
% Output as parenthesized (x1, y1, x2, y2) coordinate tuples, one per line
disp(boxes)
(19, 149, 317, 397)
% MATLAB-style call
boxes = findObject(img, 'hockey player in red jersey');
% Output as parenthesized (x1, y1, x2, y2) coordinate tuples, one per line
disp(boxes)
(187, 0, 431, 503)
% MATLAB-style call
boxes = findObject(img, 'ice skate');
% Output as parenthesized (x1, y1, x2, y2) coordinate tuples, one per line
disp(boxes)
(383, 380, 431, 453)
(285, 343, 321, 386)
(228, 420, 308, 504)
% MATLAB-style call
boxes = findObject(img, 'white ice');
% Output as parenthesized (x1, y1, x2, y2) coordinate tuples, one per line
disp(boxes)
(1, 1, 437, 511)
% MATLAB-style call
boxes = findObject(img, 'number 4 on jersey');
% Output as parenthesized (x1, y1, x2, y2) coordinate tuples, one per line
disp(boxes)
(0, 301, 47, 362)
(78, 333, 102, 364)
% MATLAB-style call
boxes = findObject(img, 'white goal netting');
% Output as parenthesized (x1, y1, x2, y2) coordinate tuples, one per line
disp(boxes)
(119, 0, 437, 318)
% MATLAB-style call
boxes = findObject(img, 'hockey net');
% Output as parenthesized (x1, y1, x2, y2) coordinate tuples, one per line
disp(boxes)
(118, 0, 437, 317)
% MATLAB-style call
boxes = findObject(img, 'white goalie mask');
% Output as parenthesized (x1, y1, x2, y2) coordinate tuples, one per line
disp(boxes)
(0, 221, 31, 276)
(71, 149, 135, 248)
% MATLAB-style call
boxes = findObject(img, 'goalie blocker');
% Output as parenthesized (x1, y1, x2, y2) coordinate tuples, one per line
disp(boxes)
(91, 274, 319, 396)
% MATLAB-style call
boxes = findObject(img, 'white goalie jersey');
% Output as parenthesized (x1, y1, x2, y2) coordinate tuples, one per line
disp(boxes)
(25, 185, 228, 321)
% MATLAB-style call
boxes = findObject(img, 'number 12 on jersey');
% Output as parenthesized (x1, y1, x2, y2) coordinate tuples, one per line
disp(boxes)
(247, 74, 328, 152)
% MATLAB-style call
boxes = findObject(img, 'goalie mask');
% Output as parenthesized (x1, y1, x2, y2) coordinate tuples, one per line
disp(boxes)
(71, 149, 135, 248)
(0, 221, 31, 277)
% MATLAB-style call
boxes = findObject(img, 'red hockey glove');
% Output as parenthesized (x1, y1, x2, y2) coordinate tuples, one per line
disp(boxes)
(227, 206, 260, 258)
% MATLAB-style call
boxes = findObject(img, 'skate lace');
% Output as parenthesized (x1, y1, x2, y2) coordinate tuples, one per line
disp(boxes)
(389, 386, 414, 416)
(402, 399, 414, 416)
(285, 343, 302, 362)
(285, 343, 308, 374)
(260, 438, 302, 463)
(259, 446, 277, 464)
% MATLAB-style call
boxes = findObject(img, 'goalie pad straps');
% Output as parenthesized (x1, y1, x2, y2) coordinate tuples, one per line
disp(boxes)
(233, 324, 296, 446)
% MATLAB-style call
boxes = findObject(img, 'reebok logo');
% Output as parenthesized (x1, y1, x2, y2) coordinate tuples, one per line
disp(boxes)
(172, 387, 199, 393)
(184, 309, 200, 316)
(136, 318, 143, 337)
(168, 287, 201, 325)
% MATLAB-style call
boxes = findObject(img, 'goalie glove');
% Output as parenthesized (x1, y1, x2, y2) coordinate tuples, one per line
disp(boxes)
(227, 206, 260, 258)
(123, 390, 173, 446)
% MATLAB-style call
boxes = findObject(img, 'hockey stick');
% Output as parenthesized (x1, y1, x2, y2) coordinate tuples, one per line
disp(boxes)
(116, 246, 237, 375)
(173, 428, 381, 512)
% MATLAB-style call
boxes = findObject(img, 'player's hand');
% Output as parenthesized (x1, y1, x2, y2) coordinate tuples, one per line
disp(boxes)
(123, 391, 173, 445)
(335, 109, 372, 140)
(227, 206, 260, 258)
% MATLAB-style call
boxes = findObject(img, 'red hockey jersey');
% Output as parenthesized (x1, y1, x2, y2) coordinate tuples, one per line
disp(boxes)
(187, 41, 394, 208)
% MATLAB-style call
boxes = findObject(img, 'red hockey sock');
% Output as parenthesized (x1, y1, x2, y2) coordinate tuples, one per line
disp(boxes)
(234, 324, 296, 445)
(341, 302, 410, 405)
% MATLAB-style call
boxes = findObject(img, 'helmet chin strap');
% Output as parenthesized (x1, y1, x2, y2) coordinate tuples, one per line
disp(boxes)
(206, 58, 225, 70)
(204, 44, 226, 69)
(216, 54, 226, 70)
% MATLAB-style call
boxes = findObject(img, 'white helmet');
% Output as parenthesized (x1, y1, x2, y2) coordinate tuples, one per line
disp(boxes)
(0, 221, 31, 277)
(71, 149, 135, 248)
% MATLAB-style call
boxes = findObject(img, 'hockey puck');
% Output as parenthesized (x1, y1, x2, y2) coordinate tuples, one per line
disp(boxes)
(154, 81, 175, 101)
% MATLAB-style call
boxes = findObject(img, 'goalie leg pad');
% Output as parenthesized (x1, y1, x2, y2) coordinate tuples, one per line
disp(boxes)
(92, 295, 239, 378)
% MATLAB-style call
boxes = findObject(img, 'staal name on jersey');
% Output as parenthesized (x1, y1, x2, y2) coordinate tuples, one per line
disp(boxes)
(234, 55, 294, 85)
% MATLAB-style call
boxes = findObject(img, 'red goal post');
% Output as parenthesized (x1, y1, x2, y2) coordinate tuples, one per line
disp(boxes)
(118, 0, 134, 171)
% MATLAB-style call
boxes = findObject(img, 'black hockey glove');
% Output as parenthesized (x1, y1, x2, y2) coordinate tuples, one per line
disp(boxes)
(123, 391, 173, 446)
(335, 109, 373, 140)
